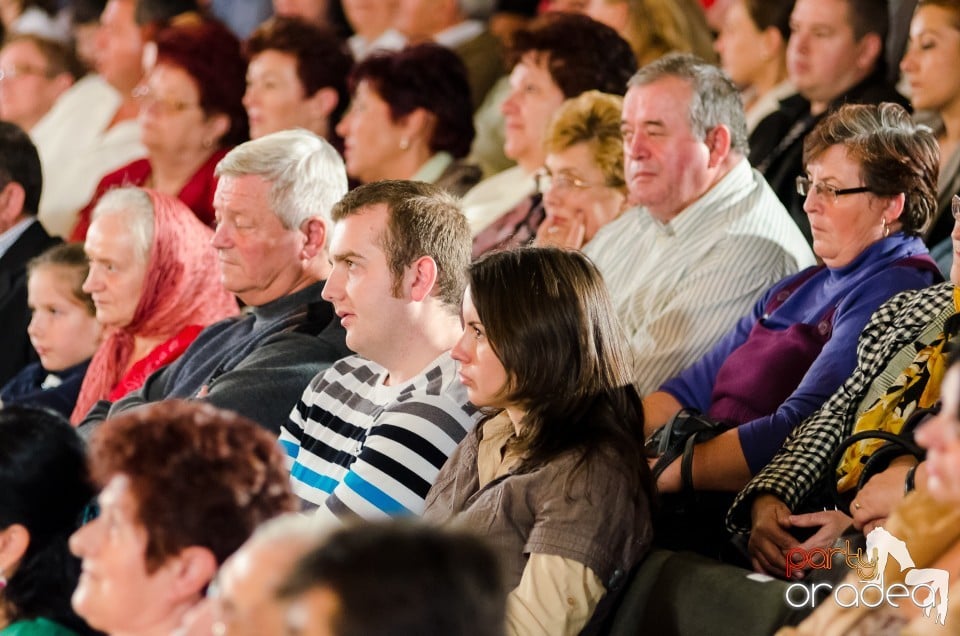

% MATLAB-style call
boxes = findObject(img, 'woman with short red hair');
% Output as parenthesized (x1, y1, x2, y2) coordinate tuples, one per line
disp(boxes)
(69, 400, 297, 636)
(70, 20, 248, 240)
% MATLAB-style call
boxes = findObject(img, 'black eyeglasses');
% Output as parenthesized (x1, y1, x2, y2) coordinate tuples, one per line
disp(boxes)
(796, 176, 872, 204)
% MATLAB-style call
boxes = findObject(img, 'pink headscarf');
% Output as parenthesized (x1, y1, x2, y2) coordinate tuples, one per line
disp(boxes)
(71, 188, 238, 423)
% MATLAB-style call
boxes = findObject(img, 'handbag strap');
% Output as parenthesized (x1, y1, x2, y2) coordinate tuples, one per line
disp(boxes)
(827, 429, 925, 509)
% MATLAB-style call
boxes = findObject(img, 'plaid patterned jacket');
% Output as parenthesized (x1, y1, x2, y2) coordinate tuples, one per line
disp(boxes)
(726, 282, 956, 534)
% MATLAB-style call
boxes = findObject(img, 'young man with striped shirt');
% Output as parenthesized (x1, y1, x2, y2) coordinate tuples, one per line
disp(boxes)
(279, 180, 479, 524)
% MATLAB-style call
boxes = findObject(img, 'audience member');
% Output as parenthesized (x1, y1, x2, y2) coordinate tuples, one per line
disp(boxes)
(900, 0, 960, 248)
(341, 0, 404, 60)
(533, 90, 627, 250)
(0, 408, 95, 636)
(750, 0, 908, 242)
(728, 201, 960, 580)
(276, 522, 506, 636)
(30, 0, 146, 238)
(0, 35, 79, 133)
(244, 16, 352, 148)
(0, 244, 101, 417)
(644, 102, 941, 554)
(395, 0, 504, 111)
(0, 122, 59, 387)
(584, 0, 716, 66)
(207, 514, 324, 636)
(336, 44, 480, 196)
(70, 20, 248, 240)
(69, 401, 297, 636)
(71, 188, 238, 424)
(778, 353, 960, 633)
(280, 180, 478, 521)
(79, 130, 351, 435)
(424, 247, 654, 634)
(464, 12, 636, 255)
(585, 53, 814, 395)
(714, 0, 796, 132)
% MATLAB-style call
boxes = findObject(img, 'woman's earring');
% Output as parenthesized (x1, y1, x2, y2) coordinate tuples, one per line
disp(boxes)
(882, 217, 890, 238)
(399, 137, 410, 151)
(0, 566, 7, 588)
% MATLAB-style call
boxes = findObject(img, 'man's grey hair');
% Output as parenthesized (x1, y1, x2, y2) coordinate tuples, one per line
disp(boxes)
(247, 513, 329, 548)
(215, 129, 348, 234)
(629, 53, 750, 156)
(456, 0, 496, 20)
(90, 187, 155, 264)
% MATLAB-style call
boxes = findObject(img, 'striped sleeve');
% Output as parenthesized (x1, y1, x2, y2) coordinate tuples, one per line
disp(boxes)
(308, 395, 475, 525)
(282, 355, 477, 524)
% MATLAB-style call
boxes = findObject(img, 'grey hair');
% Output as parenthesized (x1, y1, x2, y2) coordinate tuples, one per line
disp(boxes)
(90, 187, 155, 263)
(456, 0, 496, 19)
(215, 129, 349, 234)
(247, 513, 329, 547)
(628, 53, 749, 156)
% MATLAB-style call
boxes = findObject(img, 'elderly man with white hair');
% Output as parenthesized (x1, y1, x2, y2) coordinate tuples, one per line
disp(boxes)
(77, 129, 352, 435)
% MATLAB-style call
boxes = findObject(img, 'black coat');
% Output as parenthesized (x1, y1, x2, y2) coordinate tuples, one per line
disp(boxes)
(0, 220, 60, 386)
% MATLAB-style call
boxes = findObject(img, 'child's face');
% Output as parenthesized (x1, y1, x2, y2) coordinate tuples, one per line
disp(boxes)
(27, 266, 102, 372)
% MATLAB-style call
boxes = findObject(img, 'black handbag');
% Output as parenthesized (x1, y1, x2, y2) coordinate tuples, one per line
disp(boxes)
(646, 408, 734, 493)
(825, 405, 933, 509)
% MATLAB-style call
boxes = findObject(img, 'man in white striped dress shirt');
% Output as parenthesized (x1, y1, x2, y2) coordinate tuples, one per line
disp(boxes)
(585, 54, 815, 394)
(279, 180, 480, 525)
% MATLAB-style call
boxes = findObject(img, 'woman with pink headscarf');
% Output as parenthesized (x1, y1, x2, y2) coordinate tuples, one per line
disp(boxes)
(70, 187, 238, 423)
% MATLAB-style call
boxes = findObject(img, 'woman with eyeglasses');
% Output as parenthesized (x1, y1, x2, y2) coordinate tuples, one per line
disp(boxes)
(642, 102, 942, 556)
(0, 407, 95, 636)
(729, 194, 960, 579)
(69, 20, 248, 241)
(533, 91, 627, 250)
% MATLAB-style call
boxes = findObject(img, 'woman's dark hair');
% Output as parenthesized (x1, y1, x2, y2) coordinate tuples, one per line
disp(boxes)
(803, 102, 939, 236)
(468, 247, 652, 500)
(246, 15, 353, 148)
(348, 44, 475, 158)
(0, 407, 94, 631)
(744, 0, 795, 41)
(507, 12, 637, 98)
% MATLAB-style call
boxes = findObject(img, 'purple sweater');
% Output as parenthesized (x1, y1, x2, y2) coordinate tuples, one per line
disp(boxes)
(659, 234, 939, 473)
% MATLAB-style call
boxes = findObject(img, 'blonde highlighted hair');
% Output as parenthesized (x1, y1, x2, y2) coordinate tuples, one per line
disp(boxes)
(544, 91, 626, 190)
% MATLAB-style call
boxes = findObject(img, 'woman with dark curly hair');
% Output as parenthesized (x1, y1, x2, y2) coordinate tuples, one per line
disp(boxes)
(70, 20, 248, 240)
(423, 247, 654, 635)
(0, 407, 94, 636)
(335, 43, 481, 197)
(244, 16, 352, 147)
(69, 400, 297, 636)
